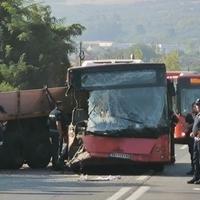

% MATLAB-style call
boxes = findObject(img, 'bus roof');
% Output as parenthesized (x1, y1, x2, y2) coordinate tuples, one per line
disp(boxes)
(166, 71, 197, 80)
(69, 62, 166, 72)
(68, 63, 166, 90)
(81, 59, 143, 67)
(179, 71, 200, 78)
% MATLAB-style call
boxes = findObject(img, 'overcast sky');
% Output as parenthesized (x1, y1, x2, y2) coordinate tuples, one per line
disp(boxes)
(63, 0, 140, 4)
(40, 0, 147, 5)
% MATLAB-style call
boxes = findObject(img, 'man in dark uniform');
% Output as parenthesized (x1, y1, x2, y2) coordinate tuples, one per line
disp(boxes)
(185, 102, 198, 175)
(187, 99, 200, 184)
(48, 101, 69, 170)
(170, 110, 178, 163)
(0, 106, 7, 146)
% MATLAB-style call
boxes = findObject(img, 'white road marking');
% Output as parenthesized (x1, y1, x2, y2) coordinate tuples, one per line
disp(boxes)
(180, 145, 187, 150)
(136, 175, 149, 181)
(193, 188, 200, 191)
(125, 186, 150, 200)
(106, 187, 132, 200)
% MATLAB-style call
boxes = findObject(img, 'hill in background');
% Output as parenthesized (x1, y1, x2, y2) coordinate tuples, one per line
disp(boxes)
(38, 0, 200, 51)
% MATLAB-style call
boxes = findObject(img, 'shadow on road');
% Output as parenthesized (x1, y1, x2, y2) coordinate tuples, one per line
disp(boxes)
(155, 162, 191, 177)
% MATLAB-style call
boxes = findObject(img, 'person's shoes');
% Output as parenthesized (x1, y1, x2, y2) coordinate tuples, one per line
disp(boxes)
(194, 179, 200, 184)
(187, 178, 198, 184)
(186, 170, 194, 175)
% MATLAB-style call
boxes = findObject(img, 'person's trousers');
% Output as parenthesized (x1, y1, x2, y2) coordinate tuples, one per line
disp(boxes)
(193, 139, 200, 180)
(50, 134, 62, 168)
(188, 138, 194, 170)
(59, 142, 68, 161)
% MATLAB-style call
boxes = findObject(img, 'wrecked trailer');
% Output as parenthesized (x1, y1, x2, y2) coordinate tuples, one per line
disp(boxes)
(0, 87, 74, 169)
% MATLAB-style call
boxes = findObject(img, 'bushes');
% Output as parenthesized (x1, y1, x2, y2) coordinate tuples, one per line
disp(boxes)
(0, 81, 16, 92)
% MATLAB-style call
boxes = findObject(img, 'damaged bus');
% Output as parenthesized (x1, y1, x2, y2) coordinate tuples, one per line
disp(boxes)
(66, 62, 175, 171)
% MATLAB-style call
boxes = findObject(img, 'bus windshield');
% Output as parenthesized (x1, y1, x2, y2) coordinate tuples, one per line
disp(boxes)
(180, 88, 200, 115)
(81, 70, 156, 89)
(87, 87, 168, 135)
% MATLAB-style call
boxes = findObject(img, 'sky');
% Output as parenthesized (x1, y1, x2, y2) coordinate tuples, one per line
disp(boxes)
(40, 0, 148, 5)
(62, 0, 141, 4)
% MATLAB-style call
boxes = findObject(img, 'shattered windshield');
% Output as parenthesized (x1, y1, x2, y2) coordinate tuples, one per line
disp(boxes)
(181, 88, 200, 115)
(81, 70, 157, 89)
(87, 87, 167, 134)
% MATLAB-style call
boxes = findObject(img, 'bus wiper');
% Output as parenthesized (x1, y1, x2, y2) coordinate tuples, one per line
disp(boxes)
(114, 115, 143, 124)
(88, 104, 97, 117)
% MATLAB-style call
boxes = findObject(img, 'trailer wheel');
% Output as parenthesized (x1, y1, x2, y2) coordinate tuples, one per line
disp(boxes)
(0, 134, 24, 169)
(7, 142, 24, 169)
(27, 141, 51, 169)
(0, 146, 6, 169)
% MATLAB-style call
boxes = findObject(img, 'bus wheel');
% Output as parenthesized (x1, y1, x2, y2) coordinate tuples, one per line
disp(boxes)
(27, 142, 51, 169)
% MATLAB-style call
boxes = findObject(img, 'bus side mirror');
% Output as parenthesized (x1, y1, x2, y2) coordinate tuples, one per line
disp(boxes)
(72, 108, 88, 126)
(170, 112, 179, 126)
(167, 80, 175, 97)
(65, 85, 72, 97)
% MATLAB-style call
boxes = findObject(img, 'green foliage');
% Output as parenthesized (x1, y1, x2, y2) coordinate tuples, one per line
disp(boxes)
(84, 43, 159, 63)
(0, 0, 85, 90)
(133, 48, 143, 60)
(0, 59, 36, 89)
(190, 65, 200, 72)
(161, 51, 181, 71)
(0, 81, 16, 92)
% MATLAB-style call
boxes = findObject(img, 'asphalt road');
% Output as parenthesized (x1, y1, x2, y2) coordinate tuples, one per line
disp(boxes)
(0, 144, 199, 200)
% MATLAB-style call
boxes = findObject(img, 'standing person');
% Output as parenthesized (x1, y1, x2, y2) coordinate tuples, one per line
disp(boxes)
(187, 99, 200, 184)
(170, 110, 178, 163)
(185, 102, 198, 175)
(48, 101, 69, 170)
(0, 106, 7, 146)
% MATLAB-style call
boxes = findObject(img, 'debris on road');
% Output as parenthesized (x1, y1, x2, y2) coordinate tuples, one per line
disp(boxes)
(78, 174, 121, 181)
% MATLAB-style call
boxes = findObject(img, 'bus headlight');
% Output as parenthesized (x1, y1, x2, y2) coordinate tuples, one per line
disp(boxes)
(181, 132, 186, 137)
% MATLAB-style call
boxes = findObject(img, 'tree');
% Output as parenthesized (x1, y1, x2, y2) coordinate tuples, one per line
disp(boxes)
(0, 0, 85, 90)
(126, 44, 158, 62)
(0, 81, 16, 92)
(161, 50, 181, 71)
(133, 48, 143, 60)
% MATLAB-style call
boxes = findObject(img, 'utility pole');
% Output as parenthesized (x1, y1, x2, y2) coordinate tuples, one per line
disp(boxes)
(79, 41, 85, 66)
